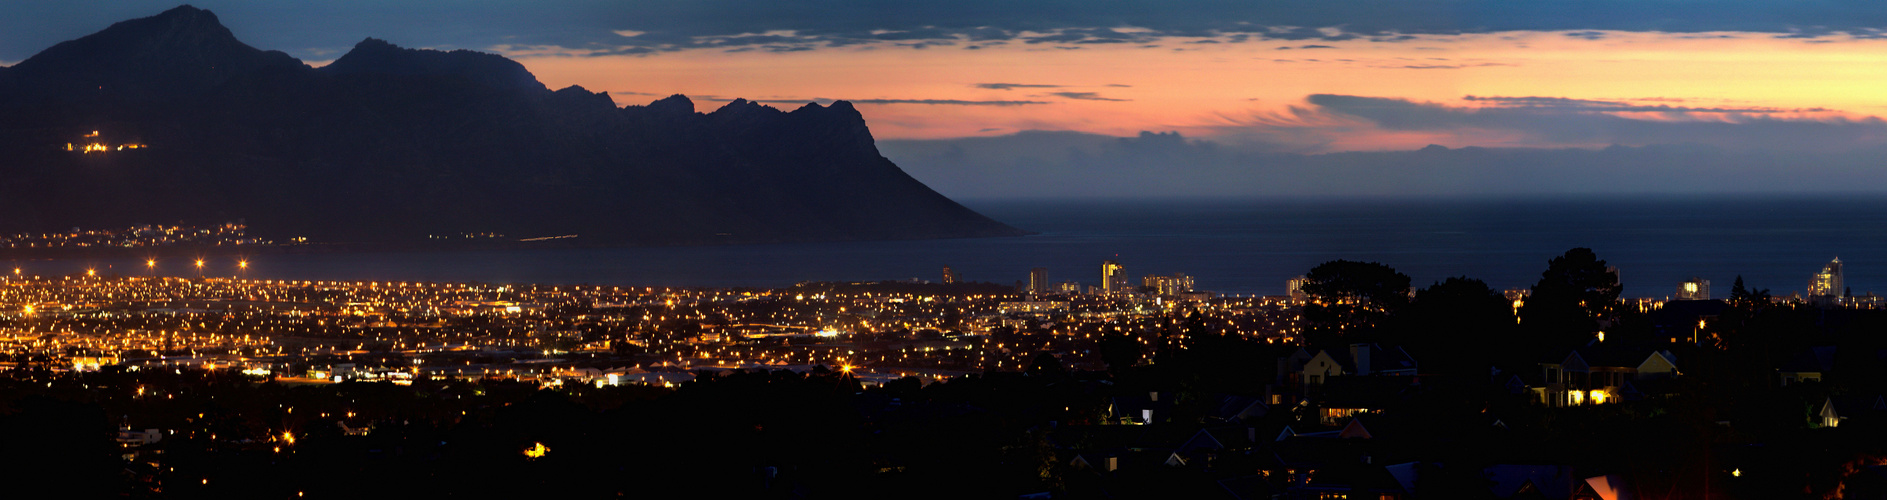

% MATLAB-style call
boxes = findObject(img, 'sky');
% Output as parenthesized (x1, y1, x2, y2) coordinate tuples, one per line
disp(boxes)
(9, 1, 1887, 197)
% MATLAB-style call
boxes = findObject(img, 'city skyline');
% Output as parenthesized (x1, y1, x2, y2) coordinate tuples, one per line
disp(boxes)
(6, 4, 1887, 497)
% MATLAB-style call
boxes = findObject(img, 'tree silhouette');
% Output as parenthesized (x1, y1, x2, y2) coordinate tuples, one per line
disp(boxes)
(1301, 260, 1410, 347)
(1521, 248, 1620, 348)
(1729, 275, 1772, 312)
(1396, 276, 1516, 376)
(1099, 332, 1141, 373)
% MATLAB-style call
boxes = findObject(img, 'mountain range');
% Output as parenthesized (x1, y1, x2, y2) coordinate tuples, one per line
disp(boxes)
(0, 5, 1025, 246)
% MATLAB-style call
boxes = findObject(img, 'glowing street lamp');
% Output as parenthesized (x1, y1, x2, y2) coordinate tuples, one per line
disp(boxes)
(87, 268, 95, 278)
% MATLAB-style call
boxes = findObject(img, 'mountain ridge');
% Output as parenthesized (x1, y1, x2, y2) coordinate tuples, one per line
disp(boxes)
(0, 6, 1027, 247)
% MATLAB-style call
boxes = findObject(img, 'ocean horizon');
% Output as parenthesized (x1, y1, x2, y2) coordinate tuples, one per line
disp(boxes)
(15, 194, 1886, 298)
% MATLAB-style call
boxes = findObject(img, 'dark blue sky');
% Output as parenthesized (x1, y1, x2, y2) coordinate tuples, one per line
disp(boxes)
(5, 1, 1887, 62)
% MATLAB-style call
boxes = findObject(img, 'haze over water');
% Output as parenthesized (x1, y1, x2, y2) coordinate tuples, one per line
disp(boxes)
(35, 195, 1887, 298)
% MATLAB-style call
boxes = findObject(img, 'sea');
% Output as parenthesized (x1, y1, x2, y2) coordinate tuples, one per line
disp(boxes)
(22, 195, 1887, 299)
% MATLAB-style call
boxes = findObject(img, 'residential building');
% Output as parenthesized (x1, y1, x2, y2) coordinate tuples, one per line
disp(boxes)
(1677, 277, 1710, 300)
(1809, 257, 1844, 299)
(1102, 260, 1128, 295)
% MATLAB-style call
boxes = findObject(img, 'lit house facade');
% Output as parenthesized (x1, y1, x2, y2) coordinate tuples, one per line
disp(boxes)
(1533, 350, 1679, 407)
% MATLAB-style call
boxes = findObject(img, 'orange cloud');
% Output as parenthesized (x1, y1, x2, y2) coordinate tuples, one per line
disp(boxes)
(511, 30, 1887, 149)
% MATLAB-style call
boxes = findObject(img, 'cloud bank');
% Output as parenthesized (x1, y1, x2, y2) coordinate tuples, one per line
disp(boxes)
(881, 132, 1887, 199)
(1241, 94, 1887, 151)
(878, 93, 1887, 198)
(8, 0, 1887, 60)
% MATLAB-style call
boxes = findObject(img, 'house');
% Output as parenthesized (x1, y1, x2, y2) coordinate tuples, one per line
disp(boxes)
(1818, 397, 1843, 428)
(1575, 474, 1635, 500)
(116, 427, 162, 447)
(1777, 346, 1836, 386)
(1069, 453, 1121, 473)
(1275, 347, 1314, 391)
(1107, 391, 1175, 424)
(1208, 395, 1269, 423)
(1302, 343, 1418, 387)
(1818, 395, 1887, 428)
(1339, 417, 1375, 439)
(1177, 426, 1260, 456)
(1311, 374, 1416, 424)
(1532, 348, 1678, 407)
(1486, 464, 1575, 500)
(1494, 371, 1529, 395)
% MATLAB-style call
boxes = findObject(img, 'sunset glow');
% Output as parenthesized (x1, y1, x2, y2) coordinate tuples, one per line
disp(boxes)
(517, 30, 1887, 148)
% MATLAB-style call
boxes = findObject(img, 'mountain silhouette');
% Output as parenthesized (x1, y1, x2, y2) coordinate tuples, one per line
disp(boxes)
(0, 5, 1025, 246)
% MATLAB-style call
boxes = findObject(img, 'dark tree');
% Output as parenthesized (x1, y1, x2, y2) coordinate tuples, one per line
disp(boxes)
(1729, 275, 1772, 312)
(1025, 352, 1066, 377)
(1521, 248, 1620, 347)
(1395, 277, 1517, 376)
(1099, 333, 1142, 372)
(1301, 260, 1411, 347)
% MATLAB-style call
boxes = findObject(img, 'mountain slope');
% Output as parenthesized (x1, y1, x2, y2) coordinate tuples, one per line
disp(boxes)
(0, 5, 1026, 246)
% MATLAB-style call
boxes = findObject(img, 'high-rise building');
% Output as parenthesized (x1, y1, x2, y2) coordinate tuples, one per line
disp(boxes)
(1058, 282, 1083, 294)
(1143, 274, 1195, 296)
(1287, 275, 1309, 302)
(1029, 267, 1048, 294)
(1101, 260, 1127, 295)
(942, 266, 957, 284)
(1809, 257, 1844, 298)
(1163, 274, 1194, 296)
(1676, 277, 1710, 300)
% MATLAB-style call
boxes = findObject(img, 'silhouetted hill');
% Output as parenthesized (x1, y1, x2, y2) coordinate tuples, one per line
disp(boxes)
(323, 38, 545, 94)
(0, 6, 1025, 246)
(0, 5, 303, 106)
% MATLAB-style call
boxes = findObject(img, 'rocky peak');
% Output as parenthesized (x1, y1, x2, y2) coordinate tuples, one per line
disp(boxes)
(322, 38, 546, 93)
(0, 4, 301, 103)
(644, 94, 696, 116)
